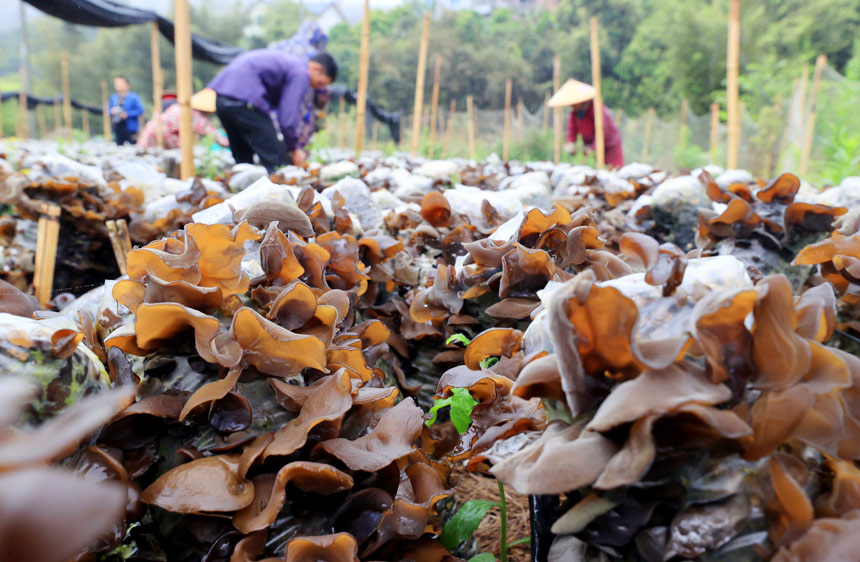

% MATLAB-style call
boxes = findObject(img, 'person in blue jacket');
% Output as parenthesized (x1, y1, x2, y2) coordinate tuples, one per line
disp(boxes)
(108, 75, 144, 145)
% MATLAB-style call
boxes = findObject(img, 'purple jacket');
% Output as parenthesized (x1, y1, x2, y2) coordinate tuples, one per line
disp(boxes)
(208, 49, 311, 151)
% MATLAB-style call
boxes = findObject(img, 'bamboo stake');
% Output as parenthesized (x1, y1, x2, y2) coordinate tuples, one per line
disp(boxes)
(428, 55, 442, 158)
(800, 54, 826, 177)
(106, 219, 132, 275)
(552, 55, 561, 163)
(337, 96, 346, 147)
(355, 0, 370, 154)
(36, 104, 47, 138)
(764, 94, 783, 177)
(174, 0, 194, 179)
(61, 51, 72, 136)
(517, 100, 524, 130)
(542, 91, 550, 131)
(797, 64, 810, 135)
(371, 121, 379, 146)
(466, 95, 476, 161)
(679, 98, 688, 149)
(53, 95, 61, 134)
(101, 80, 111, 139)
(641, 107, 655, 162)
(709, 102, 719, 161)
(726, 0, 740, 169)
(33, 202, 61, 306)
(151, 22, 164, 148)
(503, 78, 512, 161)
(614, 107, 622, 128)
(590, 17, 605, 168)
(1, 98, 4, 138)
(81, 108, 90, 137)
(18, 66, 29, 138)
(443, 99, 456, 156)
(410, 14, 431, 155)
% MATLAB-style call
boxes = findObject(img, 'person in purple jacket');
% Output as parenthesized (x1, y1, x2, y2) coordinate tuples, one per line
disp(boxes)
(208, 50, 337, 172)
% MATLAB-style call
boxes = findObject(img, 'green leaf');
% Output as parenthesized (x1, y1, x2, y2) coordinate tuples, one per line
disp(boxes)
(425, 396, 453, 428)
(446, 333, 472, 346)
(468, 554, 497, 562)
(440, 500, 499, 550)
(480, 356, 499, 369)
(449, 387, 479, 434)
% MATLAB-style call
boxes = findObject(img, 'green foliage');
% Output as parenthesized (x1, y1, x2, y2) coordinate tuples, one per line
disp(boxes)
(468, 554, 497, 562)
(446, 333, 472, 346)
(440, 499, 498, 551)
(479, 357, 500, 369)
(426, 387, 479, 434)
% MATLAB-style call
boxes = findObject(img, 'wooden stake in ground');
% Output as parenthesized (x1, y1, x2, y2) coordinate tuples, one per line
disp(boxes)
(337, 96, 346, 148)
(428, 55, 442, 158)
(443, 98, 456, 156)
(355, 0, 370, 155)
(641, 107, 655, 162)
(410, 14, 431, 155)
(726, 0, 740, 169)
(679, 98, 688, 149)
(81, 108, 90, 137)
(709, 102, 719, 162)
(36, 104, 47, 138)
(800, 54, 827, 177)
(106, 219, 132, 276)
(503, 78, 512, 161)
(542, 91, 550, 131)
(466, 95, 476, 161)
(151, 22, 164, 148)
(797, 64, 810, 136)
(18, 66, 29, 138)
(517, 100, 524, 131)
(371, 121, 379, 146)
(590, 17, 605, 168)
(61, 51, 72, 136)
(615, 107, 623, 128)
(101, 80, 111, 140)
(33, 202, 61, 306)
(552, 55, 561, 163)
(174, 0, 194, 179)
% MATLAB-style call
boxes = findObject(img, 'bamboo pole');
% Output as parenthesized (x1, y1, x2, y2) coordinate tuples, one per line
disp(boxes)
(337, 96, 346, 147)
(679, 98, 688, 149)
(371, 121, 379, 146)
(590, 17, 604, 168)
(174, 0, 194, 178)
(800, 54, 826, 177)
(355, 0, 370, 154)
(542, 91, 550, 131)
(517, 100, 524, 130)
(428, 55, 442, 158)
(18, 67, 29, 138)
(797, 64, 810, 134)
(641, 107, 655, 162)
(61, 51, 72, 136)
(1, 98, 5, 138)
(726, 0, 740, 169)
(33, 202, 61, 306)
(764, 94, 783, 177)
(53, 95, 61, 134)
(503, 78, 512, 161)
(81, 108, 90, 137)
(36, 104, 47, 138)
(410, 14, 431, 155)
(466, 95, 476, 160)
(151, 22, 164, 148)
(709, 102, 719, 161)
(614, 107, 623, 128)
(552, 55, 561, 163)
(101, 80, 111, 139)
(444, 99, 456, 156)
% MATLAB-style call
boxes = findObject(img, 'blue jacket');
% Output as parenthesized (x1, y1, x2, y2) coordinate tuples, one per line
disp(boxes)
(109, 91, 144, 133)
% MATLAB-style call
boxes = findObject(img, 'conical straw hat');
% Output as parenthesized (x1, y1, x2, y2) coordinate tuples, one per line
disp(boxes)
(190, 88, 217, 113)
(548, 79, 595, 108)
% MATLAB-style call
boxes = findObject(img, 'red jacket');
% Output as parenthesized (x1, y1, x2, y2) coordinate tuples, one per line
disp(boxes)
(566, 103, 624, 168)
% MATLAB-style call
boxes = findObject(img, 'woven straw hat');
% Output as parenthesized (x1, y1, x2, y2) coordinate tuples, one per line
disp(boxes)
(548, 79, 595, 108)
(190, 88, 217, 113)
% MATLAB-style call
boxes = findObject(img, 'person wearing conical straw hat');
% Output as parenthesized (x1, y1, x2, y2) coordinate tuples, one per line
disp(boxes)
(549, 79, 624, 168)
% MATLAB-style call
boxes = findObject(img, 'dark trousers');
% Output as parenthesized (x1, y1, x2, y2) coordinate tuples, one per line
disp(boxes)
(215, 95, 288, 173)
(113, 122, 135, 145)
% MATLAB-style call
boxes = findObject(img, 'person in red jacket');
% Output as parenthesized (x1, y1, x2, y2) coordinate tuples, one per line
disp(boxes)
(550, 79, 624, 168)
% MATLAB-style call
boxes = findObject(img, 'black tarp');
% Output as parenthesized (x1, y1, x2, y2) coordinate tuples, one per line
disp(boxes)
(23, 0, 243, 65)
(329, 86, 402, 145)
(1, 92, 104, 115)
